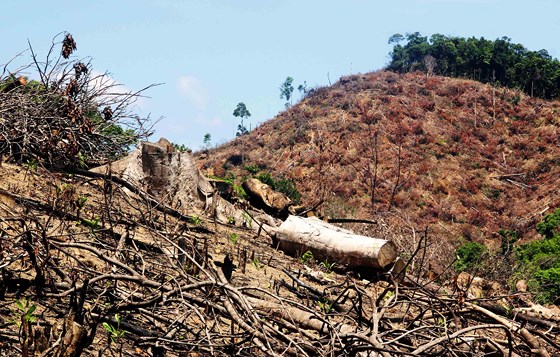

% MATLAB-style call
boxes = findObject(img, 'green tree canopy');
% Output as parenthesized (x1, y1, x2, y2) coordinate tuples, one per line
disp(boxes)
(233, 102, 251, 137)
(203, 133, 211, 151)
(233, 102, 251, 119)
(387, 32, 560, 99)
(280, 76, 294, 106)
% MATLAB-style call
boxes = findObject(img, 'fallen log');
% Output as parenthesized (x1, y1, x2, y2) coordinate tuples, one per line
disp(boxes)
(243, 178, 294, 218)
(274, 215, 397, 269)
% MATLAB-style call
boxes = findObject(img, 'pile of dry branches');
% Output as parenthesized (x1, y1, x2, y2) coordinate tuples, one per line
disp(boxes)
(0, 164, 558, 356)
(0, 32, 157, 168)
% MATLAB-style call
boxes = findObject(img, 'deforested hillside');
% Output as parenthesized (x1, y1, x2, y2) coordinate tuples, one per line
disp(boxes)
(2, 32, 560, 356)
(198, 70, 560, 252)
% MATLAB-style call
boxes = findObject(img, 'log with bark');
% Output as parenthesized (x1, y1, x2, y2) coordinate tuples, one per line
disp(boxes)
(242, 177, 294, 218)
(274, 215, 397, 269)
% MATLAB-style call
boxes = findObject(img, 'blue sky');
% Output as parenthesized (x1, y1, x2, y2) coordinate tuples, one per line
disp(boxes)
(2, 0, 559, 150)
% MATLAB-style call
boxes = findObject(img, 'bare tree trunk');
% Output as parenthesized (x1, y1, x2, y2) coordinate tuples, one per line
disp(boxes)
(370, 129, 379, 213)
(388, 144, 402, 210)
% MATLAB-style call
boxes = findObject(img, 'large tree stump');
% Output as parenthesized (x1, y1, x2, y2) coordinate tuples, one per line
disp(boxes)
(91, 138, 248, 225)
(274, 215, 397, 269)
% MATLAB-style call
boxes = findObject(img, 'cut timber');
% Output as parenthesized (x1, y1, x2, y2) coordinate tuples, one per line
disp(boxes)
(243, 178, 294, 217)
(274, 215, 397, 269)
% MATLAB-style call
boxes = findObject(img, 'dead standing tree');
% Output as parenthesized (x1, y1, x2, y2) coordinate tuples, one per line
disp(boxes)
(349, 94, 384, 214)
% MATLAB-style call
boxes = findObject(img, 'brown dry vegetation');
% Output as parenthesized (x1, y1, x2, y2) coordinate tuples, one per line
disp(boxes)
(1, 161, 559, 356)
(3, 34, 560, 356)
(198, 71, 560, 260)
(1, 71, 560, 355)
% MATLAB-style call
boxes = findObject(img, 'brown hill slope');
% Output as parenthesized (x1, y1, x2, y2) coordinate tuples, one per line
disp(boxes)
(198, 71, 560, 251)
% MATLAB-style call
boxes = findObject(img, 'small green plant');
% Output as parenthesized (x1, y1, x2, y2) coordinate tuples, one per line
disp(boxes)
(244, 164, 260, 175)
(300, 251, 314, 264)
(232, 184, 247, 199)
(224, 171, 236, 183)
(242, 212, 252, 228)
(453, 241, 486, 272)
(76, 151, 88, 169)
(228, 233, 239, 244)
(317, 299, 332, 314)
(510, 94, 521, 105)
(383, 290, 395, 303)
(79, 216, 101, 231)
(436, 316, 447, 330)
(189, 215, 203, 226)
(76, 195, 88, 208)
(320, 259, 336, 272)
(12, 298, 37, 326)
(252, 256, 264, 269)
(227, 216, 236, 225)
(102, 313, 126, 343)
(483, 186, 501, 200)
(24, 158, 38, 171)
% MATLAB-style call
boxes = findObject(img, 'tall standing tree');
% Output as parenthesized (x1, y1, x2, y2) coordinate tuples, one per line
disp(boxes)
(203, 133, 211, 152)
(297, 81, 308, 96)
(233, 102, 251, 137)
(280, 76, 294, 108)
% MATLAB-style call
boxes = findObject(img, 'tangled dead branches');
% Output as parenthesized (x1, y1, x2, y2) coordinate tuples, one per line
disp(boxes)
(0, 32, 159, 168)
(0, 161, 558, 356)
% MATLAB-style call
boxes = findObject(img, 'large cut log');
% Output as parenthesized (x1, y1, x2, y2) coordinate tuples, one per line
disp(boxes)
(242, 178, 294, 217)
(274, 215, 397, 269)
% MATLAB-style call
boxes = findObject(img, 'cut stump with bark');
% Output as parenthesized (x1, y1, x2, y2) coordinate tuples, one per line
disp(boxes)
(91, 138, 250, 226)
(274, 215, 397, 269)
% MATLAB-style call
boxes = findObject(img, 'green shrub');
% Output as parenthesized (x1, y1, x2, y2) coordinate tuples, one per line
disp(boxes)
(273, 178, 301, 204)
(532, 267, 560, 304)
(256, 173, 301, 204)
(256, 172, 274, 186)
(244, 164, 260, 175)
(515, 209, 560, 304)
(172, 143, 191, 153)
(536, 208, 560, 239)
(517, 237, 560, 265)
(453, 241, 486, 272)
(232, 184, 247, 199)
